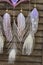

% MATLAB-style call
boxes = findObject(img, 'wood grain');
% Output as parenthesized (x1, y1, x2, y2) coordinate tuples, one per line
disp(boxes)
(0, 0, 43, 65)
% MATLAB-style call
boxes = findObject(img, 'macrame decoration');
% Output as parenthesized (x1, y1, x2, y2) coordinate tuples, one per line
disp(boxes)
(0, 0, 39, 64)
(0, 16, 5, 53)
(3, 11, 13, 42)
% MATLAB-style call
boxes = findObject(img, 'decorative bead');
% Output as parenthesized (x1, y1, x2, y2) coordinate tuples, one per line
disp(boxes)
(11, 0, 18, 5)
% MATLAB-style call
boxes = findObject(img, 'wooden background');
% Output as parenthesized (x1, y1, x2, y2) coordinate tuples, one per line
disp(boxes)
(0, 0, 43, 65)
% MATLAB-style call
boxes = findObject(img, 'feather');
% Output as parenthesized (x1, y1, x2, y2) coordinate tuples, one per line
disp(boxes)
(22, 33, 34, 55)
(30, 8, 39, 34)
(0, 16, 5, 53)
(6, 19, 18, 50)
(3, 13, 13, 42)
(17, 13, 26, 41)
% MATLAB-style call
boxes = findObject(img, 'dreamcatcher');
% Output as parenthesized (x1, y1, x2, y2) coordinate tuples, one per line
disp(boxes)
(0, 0, 39, 64)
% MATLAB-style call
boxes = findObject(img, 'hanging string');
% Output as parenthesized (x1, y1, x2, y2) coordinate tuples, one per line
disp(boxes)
(29, 0, 31, 14)
(13, 7, 15, 21)
(20, 2, 22, 13)
(24, 0, 31, 37)
(34, 0, 36, 8)
(5, 3, 9, 13)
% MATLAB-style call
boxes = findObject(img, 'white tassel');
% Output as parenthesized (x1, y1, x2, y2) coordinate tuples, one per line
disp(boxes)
(8, 42, 17, 64)
(30, 8, 39, 34)
(8, 49, 16, 64)
(3, 13, 13, 42)
(22, 33, 34, 55)
(17, 13, 26, 41)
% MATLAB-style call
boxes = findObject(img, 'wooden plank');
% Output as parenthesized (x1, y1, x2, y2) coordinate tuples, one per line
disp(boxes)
(32, 0, 43, 4)
(41, 14, 43, 65)
(34, 44, 42, 50)
(31, 50, 42, 56)
(39, 18, 43, 24)
(35, 37, 43, 43)
(42, 40, 43, 65)
(16, 56, 41, 62)
(0, 55, 41, 62)
(2, 49, 41, 57)
(38, 24, 43, 31)
(35, 31, 43, 37)
(0, 62, 41, 65)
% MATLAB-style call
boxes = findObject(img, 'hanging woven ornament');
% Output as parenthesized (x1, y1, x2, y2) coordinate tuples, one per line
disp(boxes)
(22, 0, 35, 55)
(8, 10, 17, 64)
(12, 10, 22, 55)
(30, 0, 39, 34)
(30, 8, 39, 34)
(0, 16, 5, 53)
(3, 11, 13, 42)
(17, 9, 26, 41)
